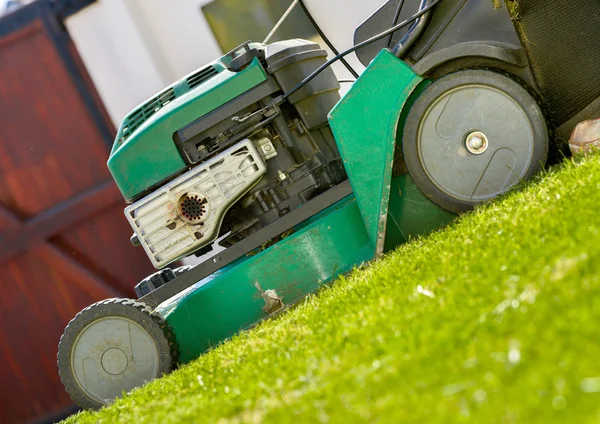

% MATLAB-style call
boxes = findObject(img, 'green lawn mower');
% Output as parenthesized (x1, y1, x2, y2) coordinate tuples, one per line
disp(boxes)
(57, 0, 600, 409)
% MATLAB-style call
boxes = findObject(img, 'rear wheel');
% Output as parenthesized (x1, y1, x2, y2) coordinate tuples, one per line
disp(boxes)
(57, 298, 177, 409)
(402, 69, 549, 213)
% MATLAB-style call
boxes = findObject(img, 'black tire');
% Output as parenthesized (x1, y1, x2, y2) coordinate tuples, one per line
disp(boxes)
(57, 298, 177, 410)
(402, 69, 549, 213)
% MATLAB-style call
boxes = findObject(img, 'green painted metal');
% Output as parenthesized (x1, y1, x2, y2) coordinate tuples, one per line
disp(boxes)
(382, 78, 457, 249)
(384, 174, 456, 251)
(157, 196, 373, 363)
(329, 50, 424, 256)
(108, 57, 269, 201)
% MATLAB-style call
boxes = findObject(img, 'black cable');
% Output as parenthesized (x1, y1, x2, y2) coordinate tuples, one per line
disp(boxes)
(297, 0, 360, 79)
(387, 0, 407, 48)
(283, 0, 442, 101)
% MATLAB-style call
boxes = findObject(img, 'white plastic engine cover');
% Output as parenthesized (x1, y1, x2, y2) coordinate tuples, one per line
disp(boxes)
(125, 140, 267, 269)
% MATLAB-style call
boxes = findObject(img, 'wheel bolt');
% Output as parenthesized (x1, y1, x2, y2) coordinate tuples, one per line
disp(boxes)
(465, 131, 489, 155)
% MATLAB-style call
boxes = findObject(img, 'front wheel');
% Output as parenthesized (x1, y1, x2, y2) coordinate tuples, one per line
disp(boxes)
(402, 69, 549, 213)
(57, 298, 177, 409)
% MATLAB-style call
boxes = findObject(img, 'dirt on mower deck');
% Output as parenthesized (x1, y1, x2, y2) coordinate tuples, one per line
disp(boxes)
(65, 155, 600, 423)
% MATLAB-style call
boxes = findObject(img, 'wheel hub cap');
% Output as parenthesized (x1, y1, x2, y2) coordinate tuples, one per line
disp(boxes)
(71, 317, 160, 403)
(101, 348, 128, 375)
(418, 84, 535, 202)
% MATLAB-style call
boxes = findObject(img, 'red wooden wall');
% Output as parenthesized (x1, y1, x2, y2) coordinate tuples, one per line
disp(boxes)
(0, 3, 156, 423)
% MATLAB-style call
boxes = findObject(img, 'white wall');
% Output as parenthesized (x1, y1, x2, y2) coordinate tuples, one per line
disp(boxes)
(65, 0, 222, 127)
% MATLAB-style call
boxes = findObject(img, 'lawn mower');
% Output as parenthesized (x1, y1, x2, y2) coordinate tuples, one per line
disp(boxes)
(57, 0, 600, 409)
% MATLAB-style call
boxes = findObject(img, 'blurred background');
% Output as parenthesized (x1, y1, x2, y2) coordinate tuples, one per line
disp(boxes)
(0, 0, 354, 422)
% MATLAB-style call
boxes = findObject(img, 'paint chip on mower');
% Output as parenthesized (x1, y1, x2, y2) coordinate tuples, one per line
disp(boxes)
(255, 282, 284, 314)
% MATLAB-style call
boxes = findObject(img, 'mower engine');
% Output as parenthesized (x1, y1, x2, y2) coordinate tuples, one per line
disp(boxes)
(114, 40, 345, 274)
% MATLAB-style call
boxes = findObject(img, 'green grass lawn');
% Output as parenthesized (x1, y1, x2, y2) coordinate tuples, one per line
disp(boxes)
(66, 155, 600, 424)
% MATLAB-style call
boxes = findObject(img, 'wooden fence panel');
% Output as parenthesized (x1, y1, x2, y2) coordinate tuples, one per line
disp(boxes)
(0, 3, 155, 423)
